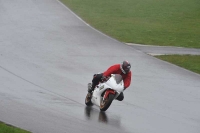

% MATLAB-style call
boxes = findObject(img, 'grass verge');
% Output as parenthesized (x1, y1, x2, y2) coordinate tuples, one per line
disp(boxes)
(155, 55, 200, 74)
(60, 0, 200, 48)
(0, 121, 31, 133)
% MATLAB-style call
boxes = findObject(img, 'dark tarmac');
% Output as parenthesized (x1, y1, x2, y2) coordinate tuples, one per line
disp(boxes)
(0, 0, 200, 133)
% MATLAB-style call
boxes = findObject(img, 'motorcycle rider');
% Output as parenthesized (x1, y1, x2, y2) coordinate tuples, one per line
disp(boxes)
(87, 60, 132, 101)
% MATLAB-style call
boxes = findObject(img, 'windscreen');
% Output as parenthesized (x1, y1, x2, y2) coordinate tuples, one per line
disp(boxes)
(113, 74, 123, 84)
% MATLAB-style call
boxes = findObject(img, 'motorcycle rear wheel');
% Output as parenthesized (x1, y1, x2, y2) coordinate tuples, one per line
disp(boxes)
(85, 93, 93, 106)
(100, 94, 114, 111)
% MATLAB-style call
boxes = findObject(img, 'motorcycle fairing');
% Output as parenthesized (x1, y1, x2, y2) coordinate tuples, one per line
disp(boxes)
(105, 74, 124, 92)
(91, 74, 124, 106)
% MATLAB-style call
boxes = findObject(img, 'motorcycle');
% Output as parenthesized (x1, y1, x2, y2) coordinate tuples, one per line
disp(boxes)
(85, 74, 124, 111)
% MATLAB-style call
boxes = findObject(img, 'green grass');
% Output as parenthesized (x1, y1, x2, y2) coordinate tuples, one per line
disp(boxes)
(0, 121, 31, 133)
(155, 55, 200, 74)
(60, 0, 200, 48)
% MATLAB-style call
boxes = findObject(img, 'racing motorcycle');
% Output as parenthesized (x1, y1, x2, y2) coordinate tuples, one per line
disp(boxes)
(85, 74, 124, 111)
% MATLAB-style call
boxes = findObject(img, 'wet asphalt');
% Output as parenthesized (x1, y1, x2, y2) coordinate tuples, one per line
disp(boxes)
(0, 0, 200, 133)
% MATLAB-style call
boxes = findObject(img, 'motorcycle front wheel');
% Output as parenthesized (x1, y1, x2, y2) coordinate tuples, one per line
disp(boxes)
(100, 94, 114, 111)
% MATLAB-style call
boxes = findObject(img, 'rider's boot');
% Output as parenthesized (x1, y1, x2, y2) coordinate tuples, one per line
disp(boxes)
(86, 83, 94, 102)
(88, 83, 93, 92)
(87, 83, 95, 97)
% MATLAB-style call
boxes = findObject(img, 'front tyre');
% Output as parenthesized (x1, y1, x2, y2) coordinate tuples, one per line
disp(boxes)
(85, 93, 93, 106)
(100, 94, 114, 111)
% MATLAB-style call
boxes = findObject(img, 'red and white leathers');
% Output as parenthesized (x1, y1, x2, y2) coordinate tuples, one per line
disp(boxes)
(103, 64, 132, 90)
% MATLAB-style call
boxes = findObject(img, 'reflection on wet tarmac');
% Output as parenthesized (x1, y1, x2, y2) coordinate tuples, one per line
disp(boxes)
(84, 106, 108, 123)
(98, 111, 108, 123)
(84, 106, 121, 127)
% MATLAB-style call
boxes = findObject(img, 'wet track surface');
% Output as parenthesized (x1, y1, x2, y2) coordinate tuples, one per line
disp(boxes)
(0, 0, 200, 133)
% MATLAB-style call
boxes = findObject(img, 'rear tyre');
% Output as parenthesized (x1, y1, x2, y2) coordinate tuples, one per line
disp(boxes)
(100, 94, 114, 111)
(85, 93, 93, 106)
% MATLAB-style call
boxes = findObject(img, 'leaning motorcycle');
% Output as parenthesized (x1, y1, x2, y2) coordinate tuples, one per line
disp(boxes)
(85, 74, 124, 111)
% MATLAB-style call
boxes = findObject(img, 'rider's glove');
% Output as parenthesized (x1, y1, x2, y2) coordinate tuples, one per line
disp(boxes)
(101, 76, 107, 82)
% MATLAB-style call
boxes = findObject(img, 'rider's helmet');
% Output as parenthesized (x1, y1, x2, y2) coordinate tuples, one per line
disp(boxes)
(120, 60, 131, 74)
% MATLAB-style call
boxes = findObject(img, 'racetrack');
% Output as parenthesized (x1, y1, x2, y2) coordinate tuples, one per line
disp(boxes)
(0, 0, 200, 133)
